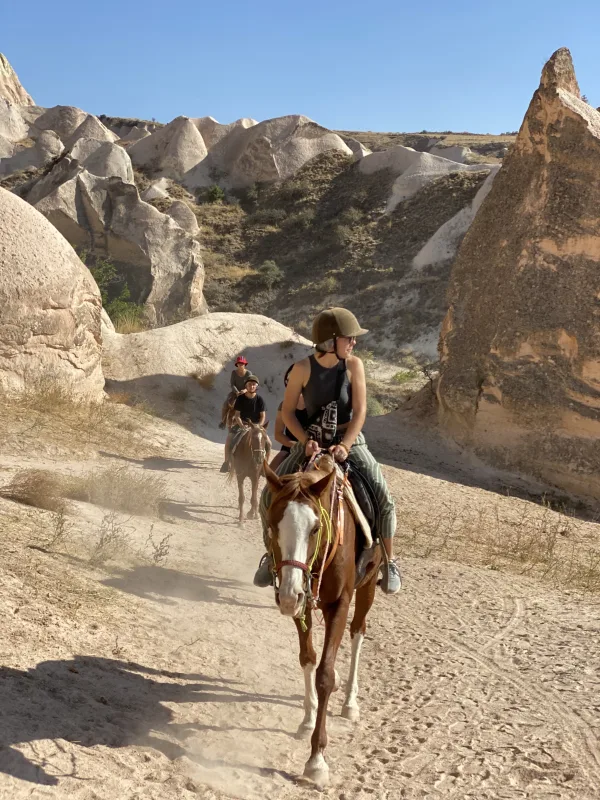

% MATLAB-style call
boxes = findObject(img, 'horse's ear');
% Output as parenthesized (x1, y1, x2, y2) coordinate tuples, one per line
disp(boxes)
(263, 460, 284, 491)
(308, 471, 333, 498)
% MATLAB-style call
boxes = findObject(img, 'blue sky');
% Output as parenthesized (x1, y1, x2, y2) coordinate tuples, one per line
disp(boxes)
(3, 0, 599, 134)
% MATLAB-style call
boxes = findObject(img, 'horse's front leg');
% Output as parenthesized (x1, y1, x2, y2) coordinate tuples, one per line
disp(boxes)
(304, 596, 351, 788)
(293, 609, 317, 739)
(247, 473, 259, 520)
(237, 475, 245, 524)
(342, 575, 377, 722)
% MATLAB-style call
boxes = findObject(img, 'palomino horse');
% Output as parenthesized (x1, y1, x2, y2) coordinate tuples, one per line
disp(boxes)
(229, 423, 271, 524)
(263, 456, 382, 788)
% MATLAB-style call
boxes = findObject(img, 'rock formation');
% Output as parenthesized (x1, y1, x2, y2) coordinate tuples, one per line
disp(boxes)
(437, 48, 600, 501)
(128, 116, 208, 180)
(166, 200, 199, 234)
(0, 186, 103, 398)
(190, 116, 257, 149)
(184, 115, 353, 189)
(359, 146, 494, 212)
(0, 53, 34, 105)
(0, 130, 63, 175)
(29, 106, 90, 141)
(22, 157, 206, 324)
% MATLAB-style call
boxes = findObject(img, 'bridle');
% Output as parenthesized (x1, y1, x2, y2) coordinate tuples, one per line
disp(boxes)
(270, 462, 347, 630)
(247, 425, 267, 465)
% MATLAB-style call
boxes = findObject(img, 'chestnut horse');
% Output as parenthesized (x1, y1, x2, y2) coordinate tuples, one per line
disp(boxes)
(264, 456, 382, 788)
(229, 424, 271, 524)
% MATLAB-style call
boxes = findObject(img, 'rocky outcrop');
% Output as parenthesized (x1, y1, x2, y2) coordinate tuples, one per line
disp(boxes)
(437, 48, 600, 502)
(359, 146, 494, 212)
(128, 116, 207, 180)
(102, 312, 311, 422)
(30, 106, 89, 141)
(0, 53, 34, 105)
(70, 138, 134, 182)
(429, 144, 472, 164)
(190, 116, 257, 149)
(184, 115, 353, 189)
(0, 130, 63, 176)
(23, 158, 206, 324)
(65, 115, 117, 148)
(0, 186, 103, 398)
(166, 200, 199, 234)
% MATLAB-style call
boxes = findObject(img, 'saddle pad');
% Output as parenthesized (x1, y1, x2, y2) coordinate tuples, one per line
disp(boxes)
(335, 465, 373, 548)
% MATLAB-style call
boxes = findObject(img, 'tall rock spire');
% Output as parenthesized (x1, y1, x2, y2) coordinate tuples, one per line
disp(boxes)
(0, 53, 34, 105)
(436, 48, 600, 502)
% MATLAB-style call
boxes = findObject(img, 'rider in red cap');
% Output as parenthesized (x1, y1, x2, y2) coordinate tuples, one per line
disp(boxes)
(219, 356, 250, 429)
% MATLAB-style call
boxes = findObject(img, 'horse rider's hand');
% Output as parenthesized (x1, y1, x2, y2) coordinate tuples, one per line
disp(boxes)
(305, 439, 320, 457)
(329, 443, 349, 462)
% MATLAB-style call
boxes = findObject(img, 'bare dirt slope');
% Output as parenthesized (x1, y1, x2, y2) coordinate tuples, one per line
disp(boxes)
(1, 405, 599, 799)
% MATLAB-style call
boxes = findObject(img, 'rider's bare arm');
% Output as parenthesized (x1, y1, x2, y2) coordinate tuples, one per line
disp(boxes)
(339, 356, 366, 452)
(258, 411, 266, 427)
(274, 409, 294, 447)
(282, 360, 310, 445)
(233, 411, 244, 427)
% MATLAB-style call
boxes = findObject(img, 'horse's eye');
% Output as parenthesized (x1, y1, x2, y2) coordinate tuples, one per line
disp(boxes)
(310, 524, 320, 537)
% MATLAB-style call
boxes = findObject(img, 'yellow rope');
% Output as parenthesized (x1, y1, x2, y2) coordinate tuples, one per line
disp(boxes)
(299, 499, 334, 632)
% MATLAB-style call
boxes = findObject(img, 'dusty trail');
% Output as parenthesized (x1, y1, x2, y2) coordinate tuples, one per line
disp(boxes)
(1, 422, 599, 799)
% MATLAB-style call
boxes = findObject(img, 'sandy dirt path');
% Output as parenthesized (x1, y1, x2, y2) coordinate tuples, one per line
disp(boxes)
(1, 423, 600, 799)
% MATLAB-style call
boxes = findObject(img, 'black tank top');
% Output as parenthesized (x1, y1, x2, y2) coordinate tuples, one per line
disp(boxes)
(302, 355, 353, 425)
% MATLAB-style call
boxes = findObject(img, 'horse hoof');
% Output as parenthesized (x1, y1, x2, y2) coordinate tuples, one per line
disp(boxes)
(341, 704, 360, 722)
(303, 755, 329, 788)
(295, 723, 314, 740)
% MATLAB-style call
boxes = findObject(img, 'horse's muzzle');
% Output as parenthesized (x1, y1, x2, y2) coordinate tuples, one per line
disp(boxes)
(279, 591, 305, 618)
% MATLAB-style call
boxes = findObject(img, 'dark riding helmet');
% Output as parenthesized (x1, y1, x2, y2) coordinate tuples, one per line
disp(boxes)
(311, 307, 368, 347)
(244, 374, 260, 385)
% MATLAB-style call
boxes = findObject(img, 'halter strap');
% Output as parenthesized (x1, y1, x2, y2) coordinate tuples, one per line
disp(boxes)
(276, 559, 309, 572)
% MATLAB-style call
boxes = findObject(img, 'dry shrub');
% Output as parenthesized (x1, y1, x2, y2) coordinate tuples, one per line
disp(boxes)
(193, 372, 216, 390)
(107, 391, 134, 405)
(65, 466, 166, 517)
(89, 511, 132, 565)
(401, 497, 600, 593)
(113, 308, 148, 334)
(0, 470, 69, 514)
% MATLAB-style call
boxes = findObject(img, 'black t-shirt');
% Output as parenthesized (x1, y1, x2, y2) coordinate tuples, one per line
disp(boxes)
(234, 393, 266, 423)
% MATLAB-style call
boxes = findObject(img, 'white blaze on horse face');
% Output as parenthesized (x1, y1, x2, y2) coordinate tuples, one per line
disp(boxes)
(278, 501, 317, 616)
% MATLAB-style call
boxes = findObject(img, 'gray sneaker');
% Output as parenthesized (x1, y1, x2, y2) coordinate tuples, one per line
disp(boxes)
(253, 553, 273, 587)
(381, 559, 402, 594)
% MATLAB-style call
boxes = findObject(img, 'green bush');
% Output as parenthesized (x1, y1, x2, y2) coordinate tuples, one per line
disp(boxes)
(247, 207, 287, 226)
(256, 260, 283, 289)
(366, 395, 385, 417)
(283, 208, 315, 231)
(206, 184, 225, 203)
(392, 370, 419, 385)
(82, 253, 143, 325)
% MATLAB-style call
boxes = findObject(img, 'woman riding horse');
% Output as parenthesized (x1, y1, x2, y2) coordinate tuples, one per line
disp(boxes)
(255, 307, 401, 594)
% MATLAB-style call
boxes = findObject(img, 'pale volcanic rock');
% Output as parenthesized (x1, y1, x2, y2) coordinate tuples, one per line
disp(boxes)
(437, 48, 600, 502)
(185, 114, 353, 190)
(128, 116, 208, 180)
(25, 158, 206, 324)
(359, 145, 494, 212)
(0, 53, 34, 105)
(0, 186, 103, 398)
(0, 130, 64, 176)
(30, 105, 89, 141)
(166, 200, 199, 234)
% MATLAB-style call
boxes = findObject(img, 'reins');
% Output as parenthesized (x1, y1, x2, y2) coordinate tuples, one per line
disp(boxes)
(272, 469, 343, 632)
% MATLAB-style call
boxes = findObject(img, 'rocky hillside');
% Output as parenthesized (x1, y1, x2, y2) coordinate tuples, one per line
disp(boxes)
(0, 51, 501, 360)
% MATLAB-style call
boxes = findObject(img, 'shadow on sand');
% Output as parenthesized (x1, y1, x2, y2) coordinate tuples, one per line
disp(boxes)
(0, 657, 299, 786)
(101, 565, 270, 610)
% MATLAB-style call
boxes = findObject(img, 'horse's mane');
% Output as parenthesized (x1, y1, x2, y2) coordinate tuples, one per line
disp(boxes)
(272, 467, 333, 505)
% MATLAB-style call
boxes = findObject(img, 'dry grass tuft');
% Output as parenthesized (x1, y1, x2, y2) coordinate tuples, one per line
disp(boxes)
(193, 372, 217, 390)
(401, 496, 600, 593)
(0, 470, 69, 514)
(66, 466, 166, 517)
